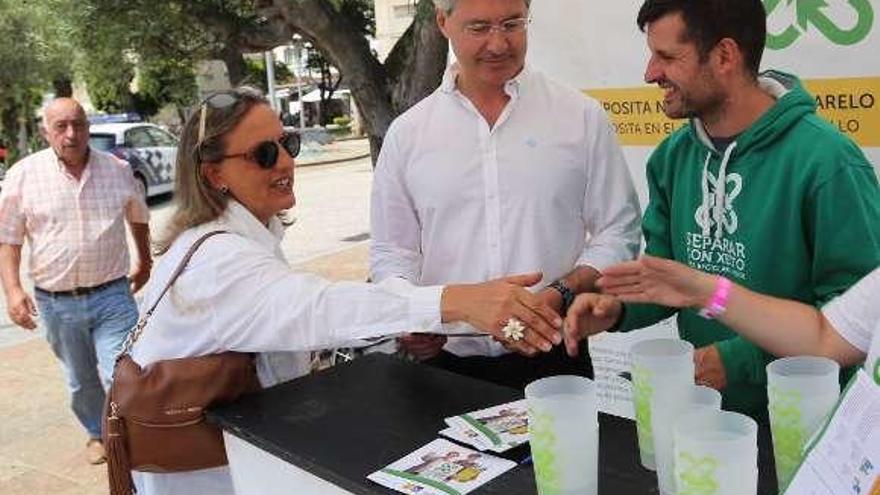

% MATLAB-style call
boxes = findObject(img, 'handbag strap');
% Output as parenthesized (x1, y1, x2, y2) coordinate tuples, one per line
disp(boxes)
(119, 230, 228, 357)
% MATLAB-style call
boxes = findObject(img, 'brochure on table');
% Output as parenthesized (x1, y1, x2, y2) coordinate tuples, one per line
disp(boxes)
(368, 438, 516, 495)
(784, 369, 880, 495)
(443, 400, 529, 453)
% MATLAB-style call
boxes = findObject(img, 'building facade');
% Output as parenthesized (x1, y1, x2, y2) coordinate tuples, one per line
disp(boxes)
(373, 0, 417, 60)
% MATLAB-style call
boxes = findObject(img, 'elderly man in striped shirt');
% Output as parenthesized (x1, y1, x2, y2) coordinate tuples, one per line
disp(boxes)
(0, 98, 152, 465)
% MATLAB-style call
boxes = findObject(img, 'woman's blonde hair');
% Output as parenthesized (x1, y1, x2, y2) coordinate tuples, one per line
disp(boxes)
(155, 87, 268, 254)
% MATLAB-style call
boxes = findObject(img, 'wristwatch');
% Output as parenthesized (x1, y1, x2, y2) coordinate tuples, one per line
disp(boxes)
(548, 280, 575, 315)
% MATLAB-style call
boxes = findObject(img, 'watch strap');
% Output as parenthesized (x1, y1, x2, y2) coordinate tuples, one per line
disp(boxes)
(548, 280, 575, 315)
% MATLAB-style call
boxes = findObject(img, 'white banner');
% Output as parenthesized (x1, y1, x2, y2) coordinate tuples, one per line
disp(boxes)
(526, 0, 880, 417)
(527, 0, 880, 206)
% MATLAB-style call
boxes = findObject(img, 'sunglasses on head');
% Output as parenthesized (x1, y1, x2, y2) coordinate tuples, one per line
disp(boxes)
(196, 90, 256, 145)
(194, 88, 299, 168)
(220, 132, 301, 169)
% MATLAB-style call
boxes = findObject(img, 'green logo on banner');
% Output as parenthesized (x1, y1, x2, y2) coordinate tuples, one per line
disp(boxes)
(765, 0, 874, 49)
(873, 358, 879, 385)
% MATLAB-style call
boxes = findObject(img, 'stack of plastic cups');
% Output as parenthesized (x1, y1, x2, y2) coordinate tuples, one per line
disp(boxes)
(767, 356, 840, 491)
(525, 375, 599, 495)
(651, 385, 722, 495)
(674, 410, 759, 495)
(630, 338, 696, 470)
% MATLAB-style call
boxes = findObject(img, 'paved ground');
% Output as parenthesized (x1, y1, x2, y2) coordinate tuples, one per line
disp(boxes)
(298, 137, 372, 167)
(0, 148, 374, 495)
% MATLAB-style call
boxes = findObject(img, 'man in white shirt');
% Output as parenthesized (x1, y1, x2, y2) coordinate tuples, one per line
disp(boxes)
(370, 0, 641, 388)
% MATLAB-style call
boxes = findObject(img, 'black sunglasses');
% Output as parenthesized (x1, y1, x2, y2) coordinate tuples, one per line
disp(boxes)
(221, 132, 301, 169)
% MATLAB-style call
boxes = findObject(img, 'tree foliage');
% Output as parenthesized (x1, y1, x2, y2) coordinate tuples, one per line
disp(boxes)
(255, 0, 449, 160)
(0, 0, 77, 161)
(305, 43, 343, 126)
(71, 1, 202, 118)
(1, 0, 448, 163)
(243, 58, 295, 92)
(79, 0, 447, 160)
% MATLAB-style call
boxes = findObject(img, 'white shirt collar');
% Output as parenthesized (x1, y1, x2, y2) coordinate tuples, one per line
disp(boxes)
(214, 200, 286, 257)
(439, 62, 531, 98)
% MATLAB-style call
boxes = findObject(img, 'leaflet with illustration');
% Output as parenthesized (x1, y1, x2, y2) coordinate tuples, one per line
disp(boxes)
(367, 438, 516, 495)
(443, 400, 529, 452)
(784, 369, 880, 495)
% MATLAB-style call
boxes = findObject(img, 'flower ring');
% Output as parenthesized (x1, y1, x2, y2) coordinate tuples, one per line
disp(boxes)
(501, 317, 527, 342)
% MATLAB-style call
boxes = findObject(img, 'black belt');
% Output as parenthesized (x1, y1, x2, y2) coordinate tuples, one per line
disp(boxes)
(35, 277, 125, 298)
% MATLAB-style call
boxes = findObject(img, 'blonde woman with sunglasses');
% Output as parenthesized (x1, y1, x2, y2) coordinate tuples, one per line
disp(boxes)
(124, 88, 564, 494)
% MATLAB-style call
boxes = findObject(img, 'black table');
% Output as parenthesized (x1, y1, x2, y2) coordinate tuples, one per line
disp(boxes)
(210, 353, 660, 494)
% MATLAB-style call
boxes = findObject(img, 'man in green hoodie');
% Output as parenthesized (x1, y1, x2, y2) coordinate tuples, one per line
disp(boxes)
(563, 0, 879, 481)
(569, 0, 879, 491)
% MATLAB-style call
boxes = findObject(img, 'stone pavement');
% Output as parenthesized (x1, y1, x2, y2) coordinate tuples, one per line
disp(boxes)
(297, 136, 371, 167)
(0, 243, 369, 495)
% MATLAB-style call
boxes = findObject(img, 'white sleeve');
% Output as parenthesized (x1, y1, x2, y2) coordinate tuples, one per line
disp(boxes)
(822, 267, 880, 353)
(369, 123, 423, 283)
(203, 241, 445, 353)
(576, 99, 642, 271)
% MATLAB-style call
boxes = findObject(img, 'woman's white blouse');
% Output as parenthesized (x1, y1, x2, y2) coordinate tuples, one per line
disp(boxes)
(130, 200, 444, 387)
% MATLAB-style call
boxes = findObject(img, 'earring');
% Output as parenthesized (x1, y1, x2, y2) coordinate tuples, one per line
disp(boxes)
(219, 185, 229, 195)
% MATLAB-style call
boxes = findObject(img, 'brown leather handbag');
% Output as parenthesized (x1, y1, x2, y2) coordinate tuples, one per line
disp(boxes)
(103, 231, 261, 495)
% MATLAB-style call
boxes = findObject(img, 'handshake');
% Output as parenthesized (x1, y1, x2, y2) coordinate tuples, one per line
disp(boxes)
(411, 256, 715, 361)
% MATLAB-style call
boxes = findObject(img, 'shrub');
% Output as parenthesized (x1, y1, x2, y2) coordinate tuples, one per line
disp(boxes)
(332, 116, 352, 127)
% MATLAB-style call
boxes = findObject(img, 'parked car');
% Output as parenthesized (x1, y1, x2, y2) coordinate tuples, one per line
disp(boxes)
(89, 123, 177, 198)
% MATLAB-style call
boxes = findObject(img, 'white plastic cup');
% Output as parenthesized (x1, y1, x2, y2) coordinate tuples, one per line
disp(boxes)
(652, 386, 722, 495)
(674, 410, 758, 495)
(767, 356, 840, 489)
(525, 375, 599, 495)
(630, 338, 695, 470)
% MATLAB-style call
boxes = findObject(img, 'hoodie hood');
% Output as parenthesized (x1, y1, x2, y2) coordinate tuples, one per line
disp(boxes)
(690, 70, 817, 154)
(690, 70, 816, 239)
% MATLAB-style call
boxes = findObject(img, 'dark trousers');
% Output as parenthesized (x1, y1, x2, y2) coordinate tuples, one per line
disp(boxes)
(423, 340, 593, 391)
(757, 418, 780, 495)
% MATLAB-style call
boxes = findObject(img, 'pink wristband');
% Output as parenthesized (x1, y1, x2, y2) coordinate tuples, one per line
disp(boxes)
(699, 276, 732, 320)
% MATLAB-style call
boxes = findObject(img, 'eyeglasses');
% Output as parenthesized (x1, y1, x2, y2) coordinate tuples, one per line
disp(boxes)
(221, 132, 301, 169)
(462, 17, 530, 38)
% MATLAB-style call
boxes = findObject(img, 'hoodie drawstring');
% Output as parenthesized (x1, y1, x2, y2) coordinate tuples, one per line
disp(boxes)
(701, 141, 738, 239)
(700, 152, 713, 237)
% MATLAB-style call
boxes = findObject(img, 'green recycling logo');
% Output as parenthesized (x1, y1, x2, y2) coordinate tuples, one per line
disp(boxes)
(873, 357, 879, 385)
(765, 0, 874, 49)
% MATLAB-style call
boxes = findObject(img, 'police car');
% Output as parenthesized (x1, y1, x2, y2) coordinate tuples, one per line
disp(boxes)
(89, 123, 177, 198)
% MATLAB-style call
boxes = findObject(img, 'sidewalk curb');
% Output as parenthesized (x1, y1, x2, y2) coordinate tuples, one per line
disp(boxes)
(297, 152, 372, 168)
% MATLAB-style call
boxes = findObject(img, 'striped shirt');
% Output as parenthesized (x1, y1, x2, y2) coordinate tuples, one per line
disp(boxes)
(0, 147, 149, 291)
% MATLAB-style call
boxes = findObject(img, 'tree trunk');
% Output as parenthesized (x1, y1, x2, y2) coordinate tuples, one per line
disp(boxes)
(175, 105, 187, 126)
(52, 76, 73, 98)
(384, 0, 448, 115)
(252, 0, 448, 164)
(16, 117, 28, 158)
(0, 103, 20, 164)
(220, 45, 249, 87)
